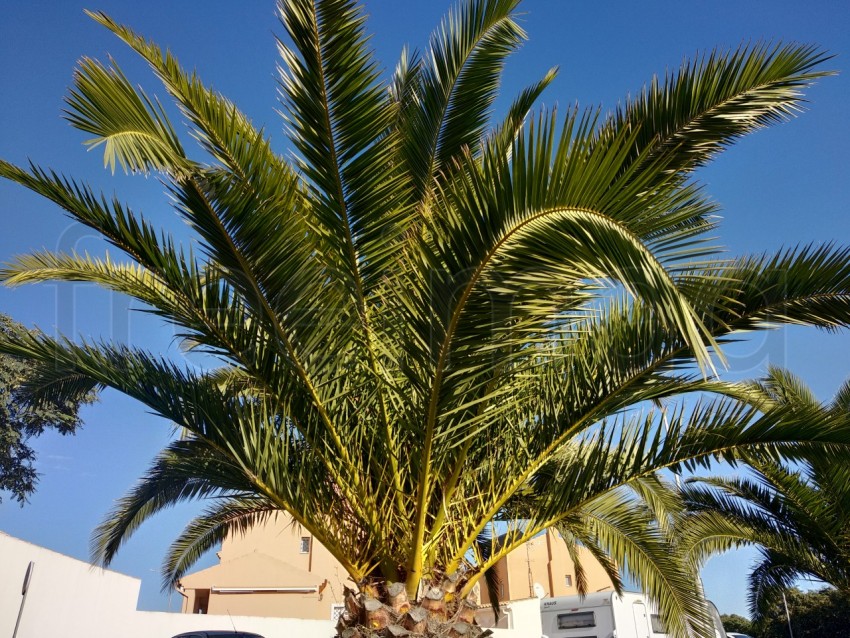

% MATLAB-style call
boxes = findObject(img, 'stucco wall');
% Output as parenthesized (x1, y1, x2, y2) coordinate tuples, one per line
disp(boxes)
(131, 611, 335, 638)
(203, 590, 340, 619)
(217, 513, 347, 589)
(180, 514, 349, 619)
(498, 596, 543, 634)
(0, 531, 142, 638)
(521, 529, 614, 598)
(478, 529, 614, 604)
(476, 596, 543, 633)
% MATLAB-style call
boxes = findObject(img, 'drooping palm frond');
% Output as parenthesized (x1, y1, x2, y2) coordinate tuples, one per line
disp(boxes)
(92, 437, 257, 567)
(681, 472, 850, 621)
(680, 369, 850, 621)
(575, 489, 714, 638)
(162, 497, 282, 589)
(469, 524, 505, 618)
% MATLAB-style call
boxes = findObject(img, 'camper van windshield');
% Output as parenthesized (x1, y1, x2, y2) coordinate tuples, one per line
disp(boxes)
(557, 611, 596, 629)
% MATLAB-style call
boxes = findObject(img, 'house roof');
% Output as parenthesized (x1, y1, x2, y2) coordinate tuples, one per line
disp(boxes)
(179, 551, 322, 589)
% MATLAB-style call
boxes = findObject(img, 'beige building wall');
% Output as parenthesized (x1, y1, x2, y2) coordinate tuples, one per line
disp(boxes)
(178, 513, 349, 620)
(478, 529, 614, 603)
(179, 519, 613, 620)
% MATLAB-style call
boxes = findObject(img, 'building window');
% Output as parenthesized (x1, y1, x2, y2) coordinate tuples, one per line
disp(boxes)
(300, 536, 311, 553)
(557, 611, 595, 629)
(564, 574, 573, 588)
(651, 614, 667, 633)
(331, 603, 346, 622)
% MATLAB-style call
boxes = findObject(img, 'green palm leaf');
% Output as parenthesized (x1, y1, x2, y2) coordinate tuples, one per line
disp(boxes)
(65, 57, 186, 174)
(681, 369, 850, 620)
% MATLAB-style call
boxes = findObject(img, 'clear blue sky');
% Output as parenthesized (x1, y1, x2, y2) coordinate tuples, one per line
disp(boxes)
(1, 0, 849, 617)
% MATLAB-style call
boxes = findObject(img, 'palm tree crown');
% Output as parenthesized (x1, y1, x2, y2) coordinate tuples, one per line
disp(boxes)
(2, 1, 850, 636)
(682, 369, 850, 621)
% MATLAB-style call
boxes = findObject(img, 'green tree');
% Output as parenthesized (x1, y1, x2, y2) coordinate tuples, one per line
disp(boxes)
(0, 314, 96, 503)
(752, 587, 850, 638)
(721, 613, 754, 635)
(1, 1, 850, 636)
(681, 369, 850, 621)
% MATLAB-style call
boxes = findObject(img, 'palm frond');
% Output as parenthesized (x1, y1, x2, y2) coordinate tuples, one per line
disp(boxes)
(485, 66, 558, 159)
(578, 490, 715, 638)
(401, 0, 524, 200)
(65, 56, 186, 174)
(87, 10, 294, 185)
(602, 42, 832, 181)
(679, 379, 850, 614)
(92, 438, 252, 566)
(163, 497, 280, 590)
(277, 0, 406, 288)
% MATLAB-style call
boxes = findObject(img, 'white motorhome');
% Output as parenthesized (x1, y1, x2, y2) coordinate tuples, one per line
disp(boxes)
(540, 591, 727, 638)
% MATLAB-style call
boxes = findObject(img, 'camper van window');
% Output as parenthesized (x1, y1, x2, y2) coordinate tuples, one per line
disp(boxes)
(557, 611, 595, 629)
(650, 614, 666, 633)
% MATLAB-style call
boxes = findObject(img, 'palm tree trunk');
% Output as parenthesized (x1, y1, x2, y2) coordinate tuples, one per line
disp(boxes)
(335, 575, 493, 638)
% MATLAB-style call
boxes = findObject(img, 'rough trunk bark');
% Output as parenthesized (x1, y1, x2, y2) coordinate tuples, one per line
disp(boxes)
(335, 574, 493, 638)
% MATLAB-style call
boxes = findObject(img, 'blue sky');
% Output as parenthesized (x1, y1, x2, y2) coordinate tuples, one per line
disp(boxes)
(1, 0, 849, 617)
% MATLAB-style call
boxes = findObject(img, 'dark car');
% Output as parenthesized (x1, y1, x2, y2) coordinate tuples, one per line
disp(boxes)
(171, 632, 264, 638)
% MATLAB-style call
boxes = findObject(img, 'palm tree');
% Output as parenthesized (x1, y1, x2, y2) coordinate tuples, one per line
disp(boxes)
(681, 369, 850, 623)
(1, 1, 850, 636)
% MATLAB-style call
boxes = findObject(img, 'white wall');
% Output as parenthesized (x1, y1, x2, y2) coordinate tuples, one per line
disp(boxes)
(499, 596, 543, 635)
(0, 531, 142, 638)
(129, 612, 334, 638)
(0, 532, 542, 638)
(477, 597, 543, 635)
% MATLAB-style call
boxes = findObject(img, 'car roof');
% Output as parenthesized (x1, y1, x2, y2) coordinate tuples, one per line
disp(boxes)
(171, 632, 264, 638)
